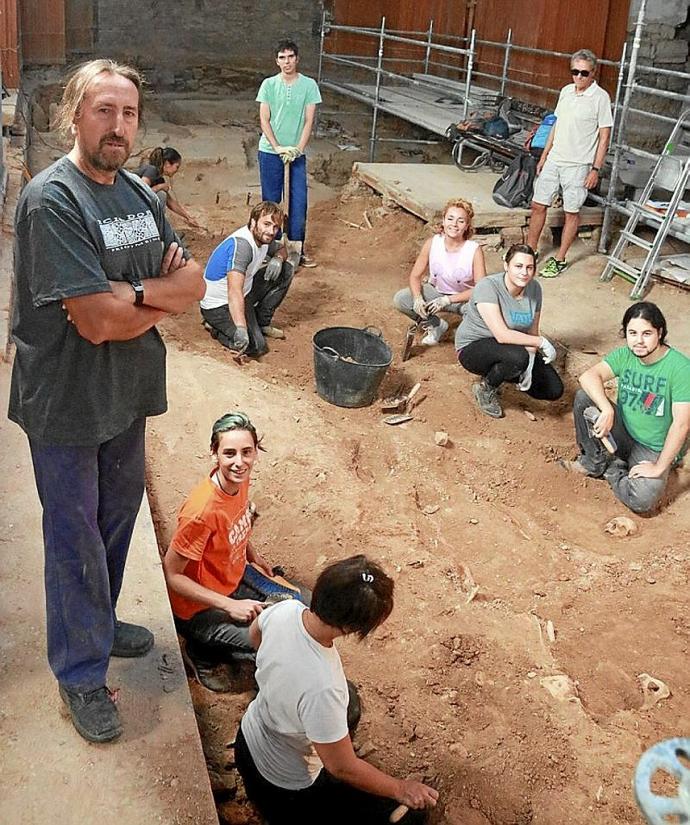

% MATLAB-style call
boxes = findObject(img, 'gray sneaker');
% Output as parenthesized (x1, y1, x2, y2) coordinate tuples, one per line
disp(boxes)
(472, 380, 503, 418)
(558, 458, 591, 476)
(59, 684, 123, 743)
(420, 317, 449, 346)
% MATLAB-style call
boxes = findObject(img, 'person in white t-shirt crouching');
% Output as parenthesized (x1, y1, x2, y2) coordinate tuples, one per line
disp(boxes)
(393, 197, 486, 347)
(527, 49, 613, 278)
(234, 555, 439, 824)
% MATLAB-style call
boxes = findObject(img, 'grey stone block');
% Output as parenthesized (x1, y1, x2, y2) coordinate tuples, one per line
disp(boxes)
(653, 40, 689, 63)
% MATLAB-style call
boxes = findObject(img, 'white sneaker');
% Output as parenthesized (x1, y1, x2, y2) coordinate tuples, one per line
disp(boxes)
(261, 325, 286, 339)
(420, 318, 449, 346)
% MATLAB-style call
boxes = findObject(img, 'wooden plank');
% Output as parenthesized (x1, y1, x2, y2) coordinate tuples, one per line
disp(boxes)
(20, 0, 65, 65)
(353, 162, 603, 230)
(338, 82, 461, 135)
(326, 0, 625, 110)
(326, 79, 494, 137)
(0, 0, 20, 87)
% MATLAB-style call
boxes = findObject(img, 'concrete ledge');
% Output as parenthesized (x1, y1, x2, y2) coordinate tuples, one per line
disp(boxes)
(0, 127, 217, 824)
(0, 364, 219, 824)
(353, 161, 604, 229)
(0, 365, 219, 824)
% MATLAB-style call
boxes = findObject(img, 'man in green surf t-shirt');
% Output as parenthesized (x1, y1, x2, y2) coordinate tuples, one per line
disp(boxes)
(562, 302, 690, 513)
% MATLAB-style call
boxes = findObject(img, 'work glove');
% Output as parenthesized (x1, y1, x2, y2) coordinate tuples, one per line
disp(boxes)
(412, 295, 428, 320)
(264, 255, 284, 283)
(426, 295, 452, 315)
(517, 350, 536, 391)
(279, 146, 301, 164)
(284, 256, 297, 280)
(232, 326, 249, 354)
(539, 336, 557, 365)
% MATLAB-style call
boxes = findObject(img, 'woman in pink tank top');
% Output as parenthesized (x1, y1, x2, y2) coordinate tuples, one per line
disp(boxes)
(393, 198, 486, 347)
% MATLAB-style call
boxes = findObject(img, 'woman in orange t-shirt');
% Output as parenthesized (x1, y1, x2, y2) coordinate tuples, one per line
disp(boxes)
(164, 412, 301, 692)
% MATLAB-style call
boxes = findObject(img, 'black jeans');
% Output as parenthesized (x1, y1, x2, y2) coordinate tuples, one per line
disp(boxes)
(175, 570, 310, 665)
(459, 337, 563, 400)
(234, 725, 426, 825)
(201, 263, 294, 356)
(174, 581, 261, 665)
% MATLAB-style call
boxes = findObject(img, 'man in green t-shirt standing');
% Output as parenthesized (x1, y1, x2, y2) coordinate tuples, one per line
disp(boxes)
(562, 302, 690, 513)
(257, 39, 322, 267)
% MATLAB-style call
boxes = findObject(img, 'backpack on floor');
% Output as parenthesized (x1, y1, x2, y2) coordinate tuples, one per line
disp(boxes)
(492, 153, 537, 208)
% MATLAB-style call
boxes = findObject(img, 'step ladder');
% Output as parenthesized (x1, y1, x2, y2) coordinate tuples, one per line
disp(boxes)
(601, 108, 690, 299)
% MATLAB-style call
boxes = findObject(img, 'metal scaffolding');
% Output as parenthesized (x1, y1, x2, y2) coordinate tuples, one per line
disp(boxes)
(597, 0, 690, 281)
(317, 10, 626, 163)
(318, 3, 690, 293)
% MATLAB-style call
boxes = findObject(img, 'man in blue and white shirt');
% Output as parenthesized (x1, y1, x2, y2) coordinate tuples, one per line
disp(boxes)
(201, 201, 296, 356)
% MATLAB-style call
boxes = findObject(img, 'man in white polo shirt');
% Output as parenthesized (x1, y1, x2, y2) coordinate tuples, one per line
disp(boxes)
(527, 49, 613, 278)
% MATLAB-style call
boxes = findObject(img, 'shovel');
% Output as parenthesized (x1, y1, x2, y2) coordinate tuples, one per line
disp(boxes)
(283, 156, 291, 249)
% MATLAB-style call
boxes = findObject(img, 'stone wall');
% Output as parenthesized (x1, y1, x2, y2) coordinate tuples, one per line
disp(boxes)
(624, 0, 689, 150)
(93, 0, 324, 90)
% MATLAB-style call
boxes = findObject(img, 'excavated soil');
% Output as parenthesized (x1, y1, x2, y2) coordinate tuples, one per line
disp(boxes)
(147, 195, 690, 825)
(25, 80, 690, 824)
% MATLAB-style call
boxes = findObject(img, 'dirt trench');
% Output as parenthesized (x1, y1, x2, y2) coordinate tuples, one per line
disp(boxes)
(145, 193, 690, 824)
(24, 75, 688, 822)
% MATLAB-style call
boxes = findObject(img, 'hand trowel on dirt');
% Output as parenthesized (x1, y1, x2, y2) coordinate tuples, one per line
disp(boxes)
(382, 382, 423, 424)
(583, 406, 617, 453)
(202, 320, 248, 365)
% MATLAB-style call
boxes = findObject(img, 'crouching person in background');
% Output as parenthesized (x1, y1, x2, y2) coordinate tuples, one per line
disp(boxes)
(393, 198, 486, 348)
(562, 302, 690, 514)
(200, 202, 297, 357)
(457, 244, 563, 418)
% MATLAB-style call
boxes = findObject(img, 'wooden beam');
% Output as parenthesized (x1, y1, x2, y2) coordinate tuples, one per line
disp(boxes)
(353, 162, 603, 229)
(0, 0, 20, 87)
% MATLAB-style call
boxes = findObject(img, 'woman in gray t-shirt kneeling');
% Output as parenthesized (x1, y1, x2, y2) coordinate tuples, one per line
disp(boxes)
(456, 244, 564, 418)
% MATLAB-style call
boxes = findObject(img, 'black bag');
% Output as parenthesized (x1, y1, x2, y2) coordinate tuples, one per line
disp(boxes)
(482, 116, 510, 139)
(492, 153, 537, 208)
(445, 110, 495, 141)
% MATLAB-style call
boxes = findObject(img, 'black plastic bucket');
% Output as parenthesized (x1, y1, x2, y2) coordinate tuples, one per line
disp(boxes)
(313, 326, 393, 408)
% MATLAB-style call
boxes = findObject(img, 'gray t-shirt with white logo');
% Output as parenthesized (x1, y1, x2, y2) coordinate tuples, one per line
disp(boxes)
(455, 271, 542, 350)
(9, 157, 183, 445)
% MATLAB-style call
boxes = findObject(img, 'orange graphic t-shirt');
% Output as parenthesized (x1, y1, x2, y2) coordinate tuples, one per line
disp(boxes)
(168, 473, 253, 620)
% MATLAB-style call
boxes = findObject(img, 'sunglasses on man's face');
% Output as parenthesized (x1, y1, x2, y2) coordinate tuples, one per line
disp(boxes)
(571, 68, 591, 77)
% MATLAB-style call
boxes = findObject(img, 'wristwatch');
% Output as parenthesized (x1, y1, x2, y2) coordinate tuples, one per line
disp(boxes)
(591, 165, 601, 172)
(129, 279, 144, 306)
